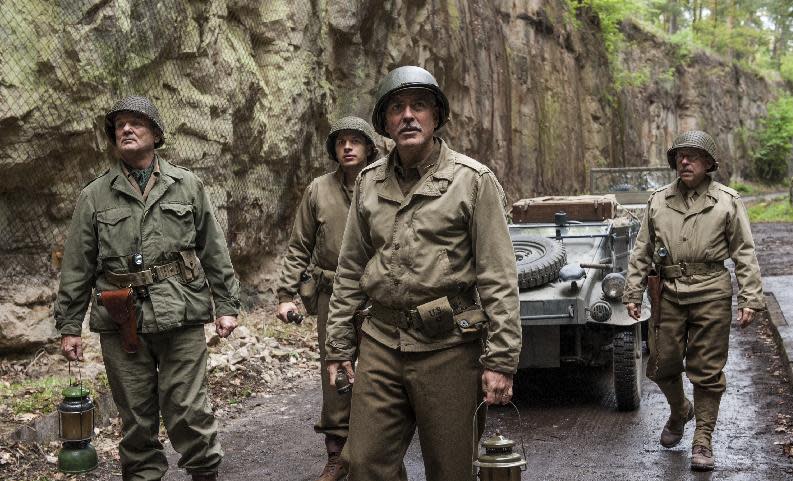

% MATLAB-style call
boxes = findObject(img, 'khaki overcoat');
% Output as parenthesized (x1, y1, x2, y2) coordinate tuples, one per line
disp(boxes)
(623, 176, 764, 310)
(325, 139, 521, 374)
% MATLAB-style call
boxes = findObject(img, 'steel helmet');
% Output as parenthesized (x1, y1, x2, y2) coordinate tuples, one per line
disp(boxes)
(104, 96, 166, 148)
(326, 116, 379, 163)
(371, 66, 450, 138)
(667, 130, 719, 172)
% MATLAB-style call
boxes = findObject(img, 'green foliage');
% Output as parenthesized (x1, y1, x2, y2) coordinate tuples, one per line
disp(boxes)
(781, 55, 793, 84)
(566, 0, 647, 83)
(729, 181, 754, 195)
(747, 198, 793, 223)
(753, 95, 793, 183)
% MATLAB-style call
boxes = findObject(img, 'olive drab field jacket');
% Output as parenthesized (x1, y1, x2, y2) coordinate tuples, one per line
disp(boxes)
(54, 157, 240, 336)
(277, 169, 351, 303)
(623, 177, 765, 310)
(325, 139, 522, 374)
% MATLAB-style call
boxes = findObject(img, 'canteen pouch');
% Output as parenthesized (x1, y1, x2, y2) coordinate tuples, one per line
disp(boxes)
(415, 297, 455, 338)
(298, 270, 320, 315)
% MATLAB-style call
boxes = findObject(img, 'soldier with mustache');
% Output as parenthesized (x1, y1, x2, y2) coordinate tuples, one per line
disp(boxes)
(324, 66, 522, 480)
(624, 130, 765, 471)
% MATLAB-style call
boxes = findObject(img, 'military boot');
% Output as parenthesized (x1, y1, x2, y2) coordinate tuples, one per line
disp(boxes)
(691, 445, 715, 471)
(690, 388, 722, 471)
(655, 376, 693, 448)
(318, 435, 347, 481)
(660, 399, 694, 448)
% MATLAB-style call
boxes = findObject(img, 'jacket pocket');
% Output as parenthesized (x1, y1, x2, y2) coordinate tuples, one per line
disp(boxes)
(96, 207, 135, 258)
(160, 202, 196, 249)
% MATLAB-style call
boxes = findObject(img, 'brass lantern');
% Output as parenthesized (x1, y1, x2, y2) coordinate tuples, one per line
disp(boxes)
(472, 402, 528, 481)
(57, 385, 98, 473)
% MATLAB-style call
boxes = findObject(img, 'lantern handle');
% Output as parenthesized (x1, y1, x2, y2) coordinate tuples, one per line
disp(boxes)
(471, 400, 528, 481)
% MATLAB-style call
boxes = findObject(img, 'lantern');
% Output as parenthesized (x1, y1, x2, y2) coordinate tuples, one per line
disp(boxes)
(472, 402, 527, 481)
(57, 385, 98, 473)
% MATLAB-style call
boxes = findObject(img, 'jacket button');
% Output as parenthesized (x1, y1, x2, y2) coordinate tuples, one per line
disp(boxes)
(394, 242, 400, 250)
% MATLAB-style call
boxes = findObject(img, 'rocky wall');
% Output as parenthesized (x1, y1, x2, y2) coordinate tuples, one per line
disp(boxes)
(0, 0, 784, 294)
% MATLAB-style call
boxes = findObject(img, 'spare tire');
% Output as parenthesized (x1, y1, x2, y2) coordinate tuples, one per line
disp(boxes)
(511, 235, 567, 289)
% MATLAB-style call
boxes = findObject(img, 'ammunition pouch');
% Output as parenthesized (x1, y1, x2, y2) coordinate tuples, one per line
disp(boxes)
(104, 250, 200, 288)
(96, 288, 139, 353)
(370, 290, 486, 338)
(660, 261, 725, 279)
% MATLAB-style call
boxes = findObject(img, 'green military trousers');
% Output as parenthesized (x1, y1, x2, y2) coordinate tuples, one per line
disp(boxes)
(315, 291, 352, 438)
(646, 296, 732, 448)
(346, 334, 484, 481)
(100, 326, 222, 481)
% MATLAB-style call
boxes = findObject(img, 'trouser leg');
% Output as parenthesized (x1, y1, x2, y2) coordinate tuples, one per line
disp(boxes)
(100, 333, 167, 481)
(156, 326, 222, 474)
(406, 341, 484, 481)
(685, 298, 731, 448)
(647, 297, 690, 419)
(315, 291, 351, 439)
(347, 335, 412, 481)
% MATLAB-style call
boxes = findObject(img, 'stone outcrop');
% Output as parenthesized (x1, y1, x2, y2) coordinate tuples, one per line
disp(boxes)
(0, 285, 59, 353)
(0, 0, 785, 292)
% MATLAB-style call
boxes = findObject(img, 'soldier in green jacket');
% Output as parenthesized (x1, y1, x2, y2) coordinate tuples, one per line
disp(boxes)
(624, 130, 765, 472)
(324, 66, 522, 481)
(275, 116, 378, 481)
(55, 96, 240, 481)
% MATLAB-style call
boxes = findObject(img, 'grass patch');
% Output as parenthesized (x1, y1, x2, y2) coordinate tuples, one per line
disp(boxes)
(0, 373, 109, 416)
(729, 180, 789, 197)
(747, 198, 793, 223)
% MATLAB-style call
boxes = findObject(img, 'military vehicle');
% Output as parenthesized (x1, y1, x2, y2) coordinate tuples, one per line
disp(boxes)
(510, 167, 674, 411)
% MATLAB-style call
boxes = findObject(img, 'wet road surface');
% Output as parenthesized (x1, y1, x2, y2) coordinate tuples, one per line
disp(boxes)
(159, 300, 792, 481)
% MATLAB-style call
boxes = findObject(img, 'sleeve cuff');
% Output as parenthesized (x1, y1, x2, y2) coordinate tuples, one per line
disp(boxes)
(480, 355, 518, 375)
(214, 299, 240, 317)
(58, 324, 82, 337)
(277, 293, 295, 304)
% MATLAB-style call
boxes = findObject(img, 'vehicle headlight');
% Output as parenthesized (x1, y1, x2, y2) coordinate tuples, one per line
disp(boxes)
(589, 300, 612, 322)
(602, 273, 626, 300)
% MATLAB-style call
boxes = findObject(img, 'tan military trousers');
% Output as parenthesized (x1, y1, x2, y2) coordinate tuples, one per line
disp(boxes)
(346, 335, 484, 481)
(646, 296, 732, 448)
(315, 291, 352, 438)
(100, 326, 222, 481)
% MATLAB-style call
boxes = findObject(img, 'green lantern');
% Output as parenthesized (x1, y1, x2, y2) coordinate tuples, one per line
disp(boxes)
(472, 402, 528, 481)
(57, 385, 98, 473)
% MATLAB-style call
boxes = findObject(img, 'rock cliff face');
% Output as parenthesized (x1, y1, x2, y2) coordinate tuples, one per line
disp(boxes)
(0, 0, 783, 291)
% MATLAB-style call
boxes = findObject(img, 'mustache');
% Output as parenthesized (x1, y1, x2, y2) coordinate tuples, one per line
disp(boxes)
(399, 124, 421, 134)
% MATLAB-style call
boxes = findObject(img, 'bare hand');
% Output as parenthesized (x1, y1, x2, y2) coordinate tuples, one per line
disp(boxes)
(214, 315, 238, 338)
(276, 302, 299, 323)
(61, 336, 84, 361)
(626, 303, 641, 320)
(482, 369, 513, 405)
(736, 308, 755, 329)
(327, 360, 355, 387)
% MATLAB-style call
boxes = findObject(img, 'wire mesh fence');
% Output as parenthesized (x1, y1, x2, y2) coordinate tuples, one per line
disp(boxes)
(0, 0, 320, 286)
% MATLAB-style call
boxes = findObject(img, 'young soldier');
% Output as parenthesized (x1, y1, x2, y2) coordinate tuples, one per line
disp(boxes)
(56, 96, 240, 481)
(324, 66, 522, 481)
(275, 116, 378, 481)
(624, 130, 765, 471)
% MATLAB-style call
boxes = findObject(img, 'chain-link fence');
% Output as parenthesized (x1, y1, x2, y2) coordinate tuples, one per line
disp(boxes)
(0, 0, 331, 287)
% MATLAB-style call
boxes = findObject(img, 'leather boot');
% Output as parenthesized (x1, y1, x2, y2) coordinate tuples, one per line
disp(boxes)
(660, 399, 694, 448)
(191, 473, 217, 481)
(318, 435, 347, 481)
(691, 445, 715, 471)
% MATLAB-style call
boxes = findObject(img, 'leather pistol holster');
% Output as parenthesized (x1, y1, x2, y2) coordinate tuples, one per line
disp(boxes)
(647, 269, 663, 325)
(97, 288, 140, 353)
